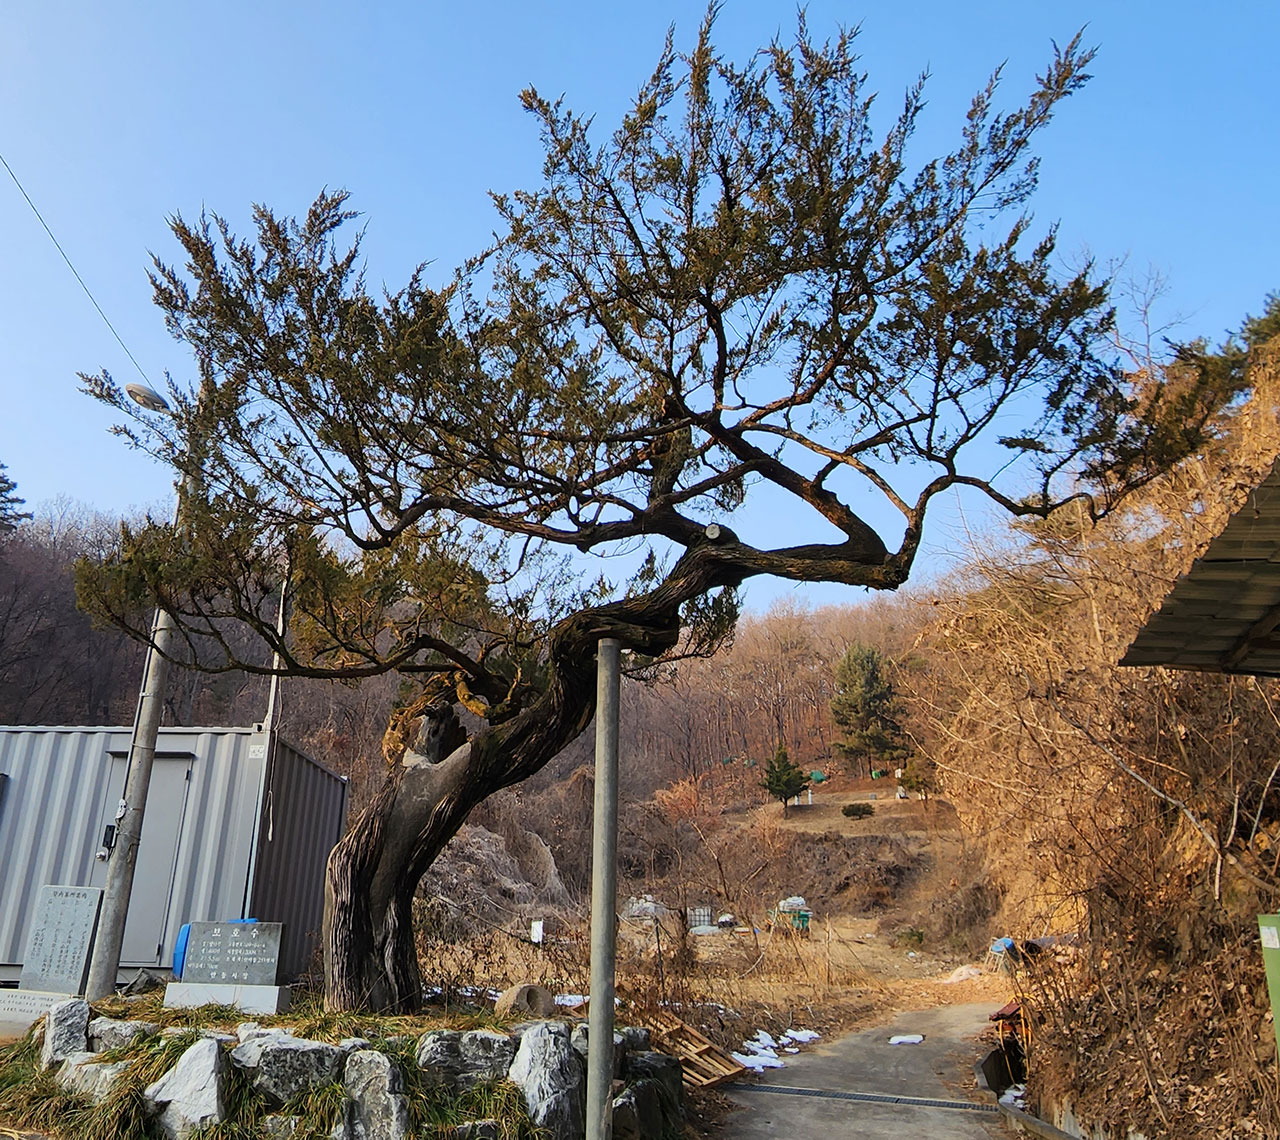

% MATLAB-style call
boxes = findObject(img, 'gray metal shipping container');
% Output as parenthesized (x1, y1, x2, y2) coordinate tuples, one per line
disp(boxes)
(0, 726, 347, 984)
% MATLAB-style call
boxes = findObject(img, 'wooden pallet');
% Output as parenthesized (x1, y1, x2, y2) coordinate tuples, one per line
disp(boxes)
(646, 1010, 748, 1089)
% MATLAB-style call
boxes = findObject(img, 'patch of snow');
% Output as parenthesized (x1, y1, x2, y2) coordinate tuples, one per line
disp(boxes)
(783, 1047, 799, 1054)
(553, 992, 619, 1007)
(999, 1083, 1027, 1109)
(888, 1034, 924, 1045)
(750, 1030, 777, 1050)
(732, 1051, 785, 1072)
(782, 1029, 820, 1044)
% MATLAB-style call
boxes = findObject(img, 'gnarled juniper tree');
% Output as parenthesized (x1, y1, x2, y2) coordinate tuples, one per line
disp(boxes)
(79, 16, 1232, 1010)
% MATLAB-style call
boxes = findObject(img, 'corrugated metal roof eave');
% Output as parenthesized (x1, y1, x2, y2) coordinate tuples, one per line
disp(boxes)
(0, 724, 261, 734)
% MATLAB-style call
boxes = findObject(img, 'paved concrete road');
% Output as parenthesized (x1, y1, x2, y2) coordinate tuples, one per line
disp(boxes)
(722, 1002, 1008, 1138)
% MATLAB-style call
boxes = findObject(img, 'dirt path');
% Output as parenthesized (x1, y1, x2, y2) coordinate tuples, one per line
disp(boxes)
(720, 1002, 1007, 1139)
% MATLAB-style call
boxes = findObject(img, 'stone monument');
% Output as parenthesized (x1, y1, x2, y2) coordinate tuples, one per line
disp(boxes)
(164, 921, 290, 1014)
(0, 884, 103, 1036)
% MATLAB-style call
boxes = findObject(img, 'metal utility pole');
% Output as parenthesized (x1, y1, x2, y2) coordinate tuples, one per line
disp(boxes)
(586, 637, 621, 1140)
(85, 382, 181, 999)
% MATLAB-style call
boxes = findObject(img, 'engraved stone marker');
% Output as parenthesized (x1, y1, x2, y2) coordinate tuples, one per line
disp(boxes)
(0, 989, 70, 1035)
(19, 884, 103, 994)
(181, 921, 283, 985)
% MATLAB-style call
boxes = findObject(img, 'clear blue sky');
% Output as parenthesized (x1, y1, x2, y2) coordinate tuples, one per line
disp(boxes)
(2, 2, 1277, 606)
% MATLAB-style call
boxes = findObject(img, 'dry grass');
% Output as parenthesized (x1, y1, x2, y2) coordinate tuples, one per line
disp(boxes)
(904, 352, 1280, 1137)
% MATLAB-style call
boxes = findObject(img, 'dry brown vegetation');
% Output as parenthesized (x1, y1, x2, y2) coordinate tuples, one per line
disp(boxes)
(411, 751, 998, 1071)
(408, 811, 1003, 1056)
(907, 345, 1280, 1136)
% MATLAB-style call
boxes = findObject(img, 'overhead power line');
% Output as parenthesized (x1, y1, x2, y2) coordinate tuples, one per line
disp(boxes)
(0, 149, 153, 385)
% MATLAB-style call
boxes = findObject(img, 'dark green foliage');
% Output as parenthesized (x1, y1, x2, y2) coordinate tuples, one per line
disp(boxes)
(830, 645, 913, 776)
(1154, 292, 1280, 475)
(0, 461, 30, 533)
(892, 927, 926, 949)
(1241, 293, 1280, 347)
(899, 756, 939, 800)
(842, 802, 875, 819)
(77, 19, 1200, 693)
(761, 745, 809, 815)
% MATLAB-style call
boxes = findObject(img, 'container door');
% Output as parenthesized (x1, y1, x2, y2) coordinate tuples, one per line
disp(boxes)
(89, 753, 193, 965)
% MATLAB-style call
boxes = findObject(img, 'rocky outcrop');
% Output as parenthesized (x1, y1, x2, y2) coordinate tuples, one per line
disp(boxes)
(338, 1049, 410, 1140)
(39, 999, 89, 1069)
(612, 1080, 664, 1140)
(32, 1005, 680, 1140)
(618, 1026, 651, 1052)
(569, 1023, 626, 1078)
(144, 1037, 227, 1140)
(414, 1028, 514, 1091)
(460, 1030, 517, 1087)
(507, 1021, 585, 1138)
(249, 1037, 344, 1105)
(230, 1026, 295, 1069)
(620, 1050, 683, 1138)
(88, 1016, 158, 1053)
(55, 1052, 132, 1102)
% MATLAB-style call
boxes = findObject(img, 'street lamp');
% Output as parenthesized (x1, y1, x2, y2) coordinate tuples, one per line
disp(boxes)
(124, 382, 172, 414)
(85, 382, 182, 999)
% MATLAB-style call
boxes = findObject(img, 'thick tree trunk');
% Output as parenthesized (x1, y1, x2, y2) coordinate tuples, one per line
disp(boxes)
(323, 715, 471, 1011)
(322, 624, 606, 1012)
(320, 535, 887, 1011)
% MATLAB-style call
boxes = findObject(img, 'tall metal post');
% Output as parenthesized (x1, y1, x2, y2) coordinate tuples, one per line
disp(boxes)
(86, 381, 187, 999)
(586, 637, 621, 1140)
(84, 600, 176, 998)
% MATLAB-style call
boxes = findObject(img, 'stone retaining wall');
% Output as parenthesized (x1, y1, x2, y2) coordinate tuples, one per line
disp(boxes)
(37, 998, 682, 1139)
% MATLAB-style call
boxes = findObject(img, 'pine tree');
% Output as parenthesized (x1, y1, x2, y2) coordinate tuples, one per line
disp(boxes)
(830, 645, 913, 777)
(760, 745, 808, 817)
(0, 463, 30, 533)
(899, 756, 939, 802)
